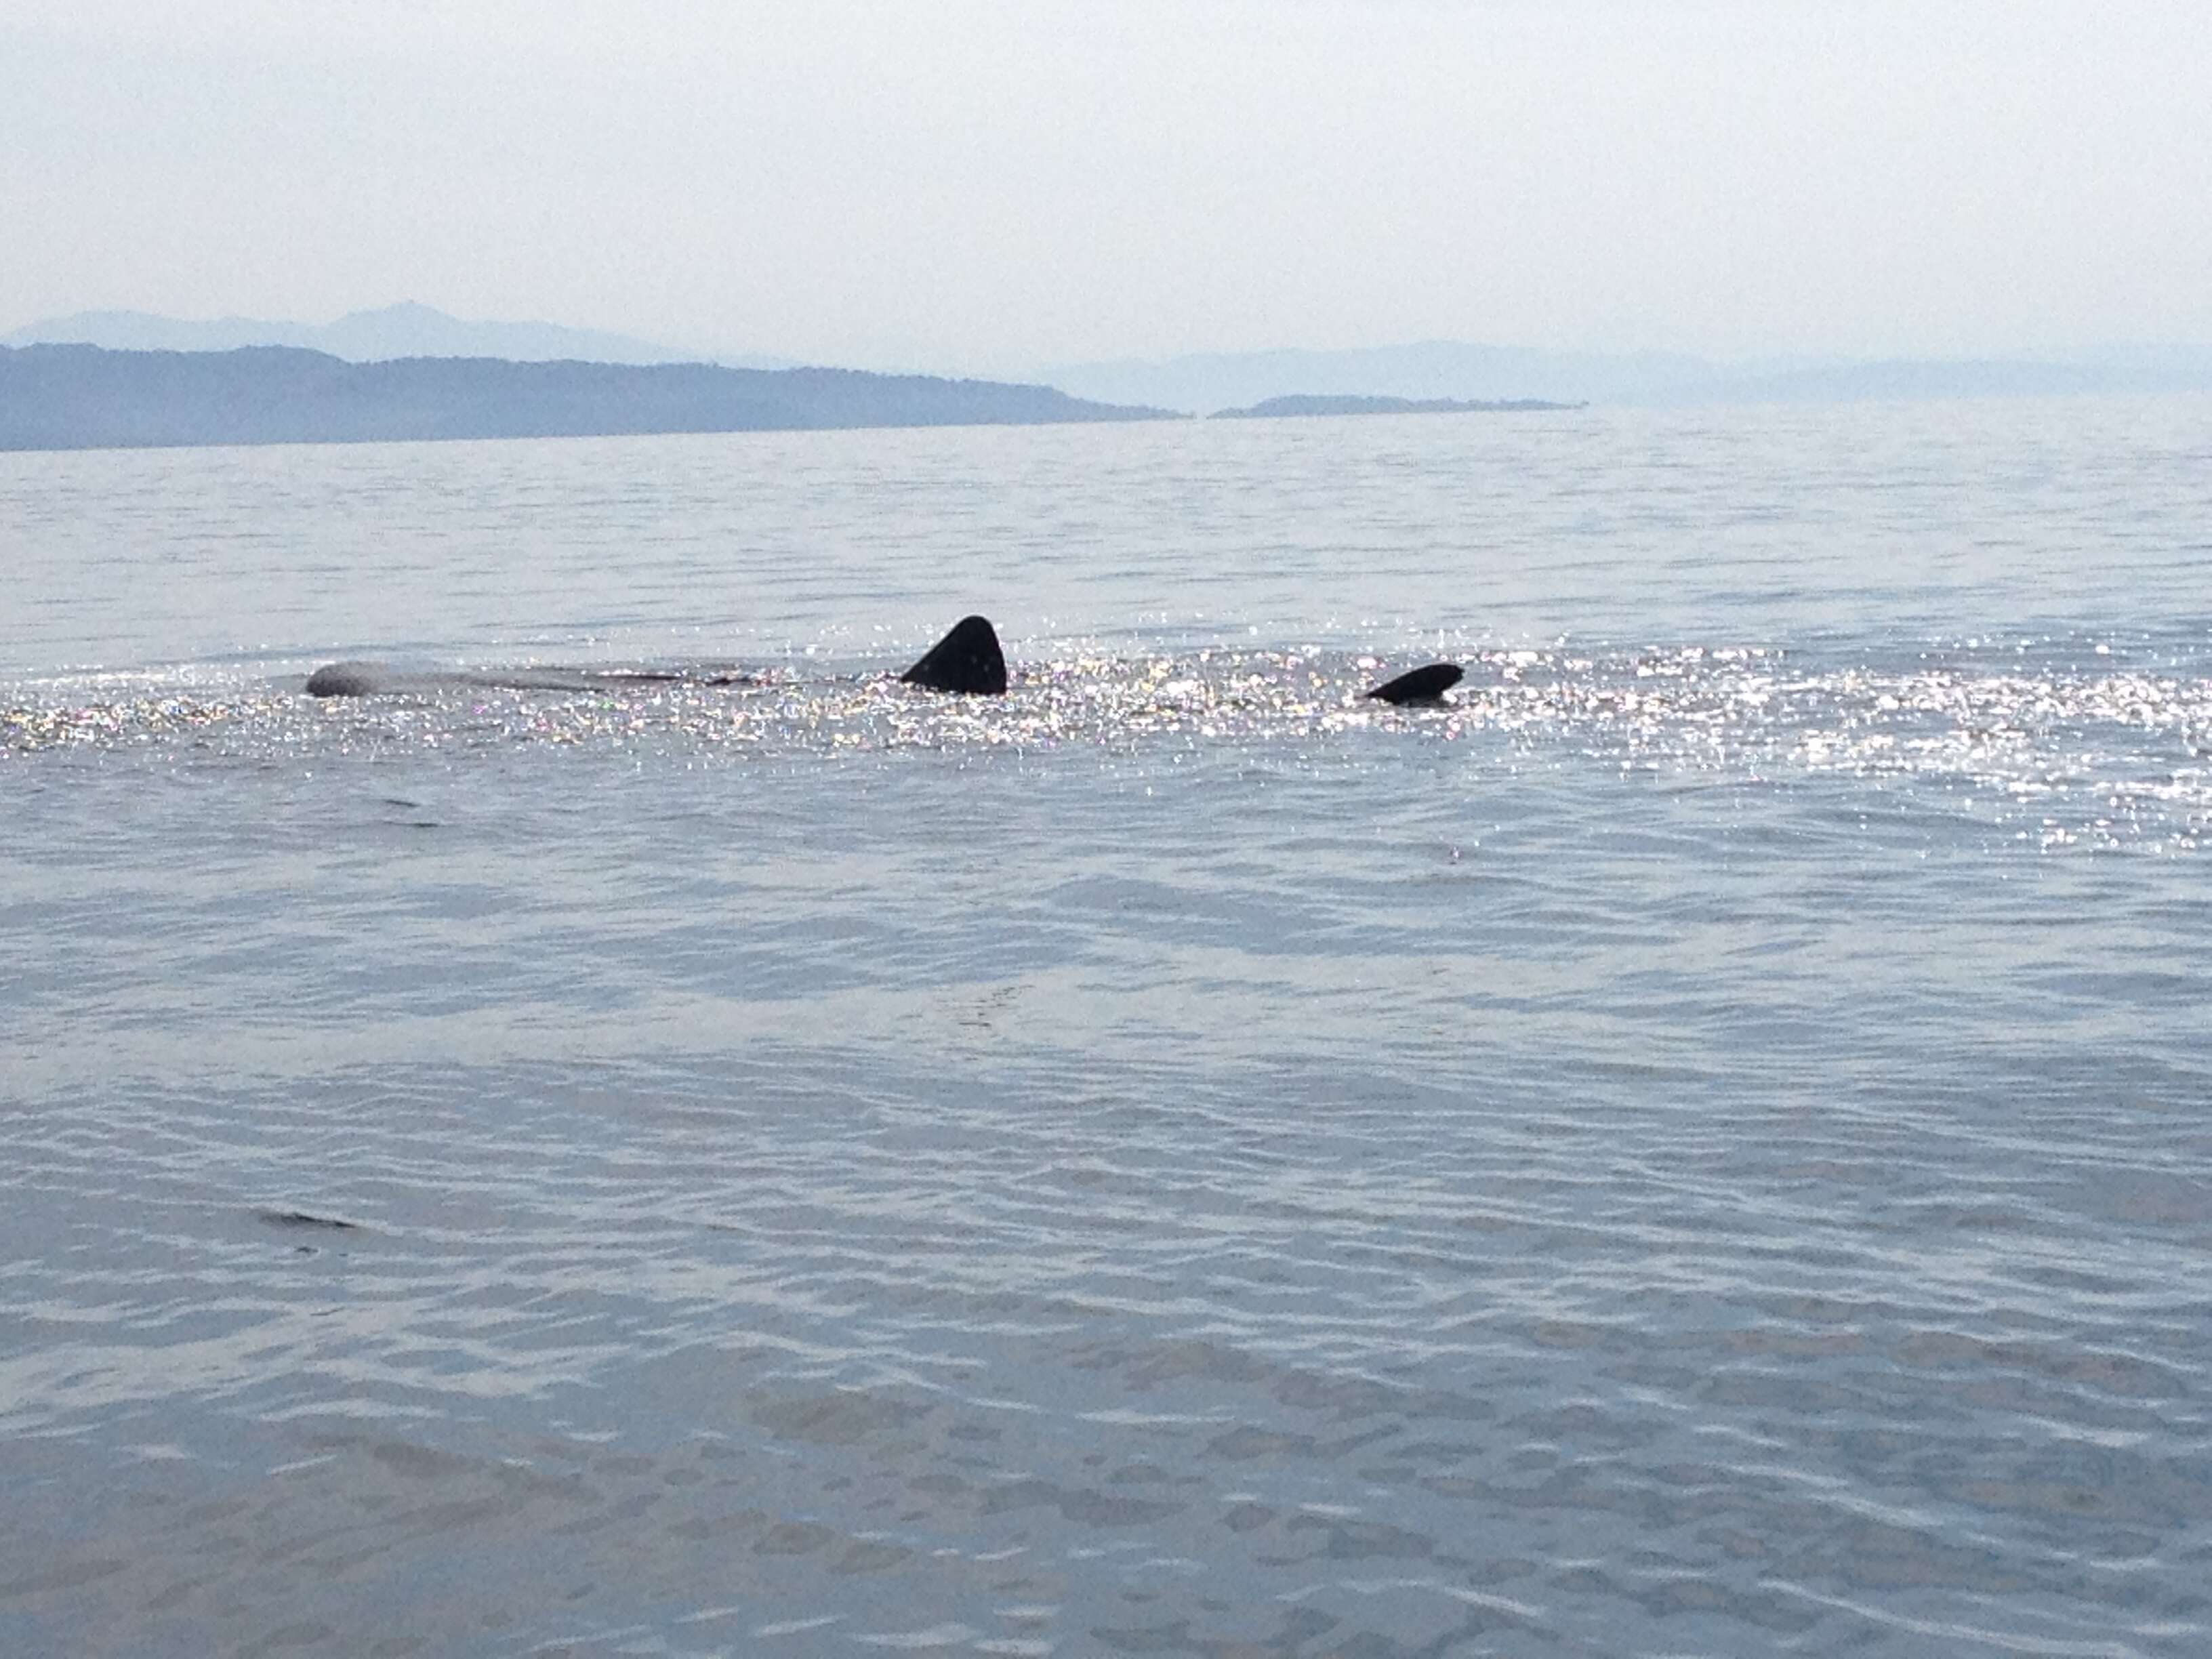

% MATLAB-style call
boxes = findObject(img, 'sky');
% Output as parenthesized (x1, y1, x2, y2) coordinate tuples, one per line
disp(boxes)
(4, 0, 2209, 374)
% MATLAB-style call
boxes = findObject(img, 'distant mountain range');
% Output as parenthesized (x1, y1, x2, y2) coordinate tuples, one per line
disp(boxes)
(1043, 341, 2212, 413)
(7, 304, 2211, 430)
(0, 344, 1173, 452)
(1, 302, 790, 369)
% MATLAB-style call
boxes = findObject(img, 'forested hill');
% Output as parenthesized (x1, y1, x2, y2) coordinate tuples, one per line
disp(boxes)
(0, 344, 1178, 451)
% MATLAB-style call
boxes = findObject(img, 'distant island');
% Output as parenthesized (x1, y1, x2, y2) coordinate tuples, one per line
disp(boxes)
(1045, 340, 2212, 413)
(0, 344, 1177, 453)
(1211, 394, 1583, 419)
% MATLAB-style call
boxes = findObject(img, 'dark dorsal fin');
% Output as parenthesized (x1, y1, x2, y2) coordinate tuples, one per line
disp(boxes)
(900, 615, 1008, 696)
(1365, 662, 1464, 705)
(305, 661, 390, 697)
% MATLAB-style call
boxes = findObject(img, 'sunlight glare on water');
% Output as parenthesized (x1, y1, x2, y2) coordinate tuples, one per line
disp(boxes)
(3, 400, 2211, 1658)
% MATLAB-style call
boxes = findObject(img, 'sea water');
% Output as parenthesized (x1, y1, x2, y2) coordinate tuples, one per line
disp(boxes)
(2, 400, 2210, 1657)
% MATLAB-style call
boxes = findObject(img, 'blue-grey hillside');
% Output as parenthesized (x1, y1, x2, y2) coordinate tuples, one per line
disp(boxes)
(0, 344, 1176, 451)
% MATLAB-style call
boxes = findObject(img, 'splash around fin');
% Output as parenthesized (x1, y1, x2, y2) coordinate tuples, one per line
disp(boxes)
(900, 615, 1008, 696)
(1365, 662, 1464, 706)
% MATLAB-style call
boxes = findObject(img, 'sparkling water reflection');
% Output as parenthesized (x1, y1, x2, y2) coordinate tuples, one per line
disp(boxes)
(3, 402, 2211, 1657)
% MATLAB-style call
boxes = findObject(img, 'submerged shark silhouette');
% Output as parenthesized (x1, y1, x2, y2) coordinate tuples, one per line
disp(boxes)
(306, 616, 1459, 706)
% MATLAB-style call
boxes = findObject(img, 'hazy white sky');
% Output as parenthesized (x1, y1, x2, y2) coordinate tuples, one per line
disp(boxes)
(5, 0, 2208, 371)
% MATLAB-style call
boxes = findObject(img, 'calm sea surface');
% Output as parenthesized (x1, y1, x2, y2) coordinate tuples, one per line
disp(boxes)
(3, 400, 2210, 1657)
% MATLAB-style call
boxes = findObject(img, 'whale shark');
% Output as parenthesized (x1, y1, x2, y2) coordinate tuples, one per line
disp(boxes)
(1365, 663, 1464, 705)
